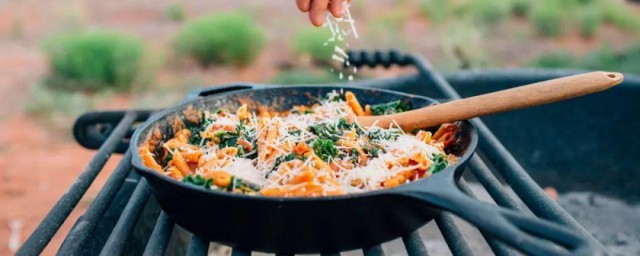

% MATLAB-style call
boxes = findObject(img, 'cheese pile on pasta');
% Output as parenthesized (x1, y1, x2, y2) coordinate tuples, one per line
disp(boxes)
(139, 90, 459, 197)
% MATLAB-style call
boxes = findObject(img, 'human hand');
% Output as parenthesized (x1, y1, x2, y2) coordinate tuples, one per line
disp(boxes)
(295, 0, 352, 26)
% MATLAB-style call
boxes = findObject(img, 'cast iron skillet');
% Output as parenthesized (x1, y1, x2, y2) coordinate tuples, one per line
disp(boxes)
(130, 84, 596, 255)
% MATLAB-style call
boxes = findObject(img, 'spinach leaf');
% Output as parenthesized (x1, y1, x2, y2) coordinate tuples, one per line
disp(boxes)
(312, 139, 339, 162)
(370, 100, 411, 115)
(186, 116, 213, 145)
(366, 128, 402, 142)
(309, 122, 340, 141)
(273, 153, 296, 170)
(223, 176, 261, 192)
(183, 174, 213, 188)
(428, 154, 448, 174)
(215, 131, 239, 148)
(363, 146, 381, 158)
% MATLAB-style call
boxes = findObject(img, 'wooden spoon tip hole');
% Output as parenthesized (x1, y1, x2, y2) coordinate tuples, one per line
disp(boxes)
(605, 72, 623, 80)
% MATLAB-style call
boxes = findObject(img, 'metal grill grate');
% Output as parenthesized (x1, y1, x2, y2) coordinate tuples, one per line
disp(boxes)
(17, 50, 606, 256)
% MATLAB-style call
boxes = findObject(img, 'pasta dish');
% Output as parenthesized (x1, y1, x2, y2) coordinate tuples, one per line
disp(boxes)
(138, 90, 459, 197)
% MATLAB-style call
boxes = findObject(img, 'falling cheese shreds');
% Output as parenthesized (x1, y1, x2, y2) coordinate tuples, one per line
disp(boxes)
(335, 45, 349, 58)
(323, 3, 359, 81)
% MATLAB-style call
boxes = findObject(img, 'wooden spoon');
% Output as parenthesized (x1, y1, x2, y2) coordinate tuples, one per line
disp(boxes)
(355, 71, 624, 131)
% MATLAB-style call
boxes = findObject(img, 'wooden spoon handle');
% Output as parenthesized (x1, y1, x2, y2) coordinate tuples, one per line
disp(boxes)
(357, 71, 623, 131)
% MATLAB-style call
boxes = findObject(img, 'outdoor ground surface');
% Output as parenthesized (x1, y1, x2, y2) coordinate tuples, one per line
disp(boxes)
(0, 0, 639, 255)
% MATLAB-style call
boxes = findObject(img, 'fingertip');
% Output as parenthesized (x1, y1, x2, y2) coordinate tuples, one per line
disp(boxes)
(309, 13, 324, 26)
(329, 0, 345, 18)
(296, 0, 310, 12)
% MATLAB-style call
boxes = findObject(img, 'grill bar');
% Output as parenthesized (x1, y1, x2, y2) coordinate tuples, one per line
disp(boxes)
(458, 179, 516, 256)
(402, 231, 429, 256)
(58, 150, 134, 254)
(16, 111, 137, 256)
(468, 156, 523, 211)
(99, 178, 151, 256)
(435, 213, 474, 256)
(186, 236, 209, 256)
(231, 249, 251, 256)
(143, 212, 174, 256)
(363, 245, 385, 256)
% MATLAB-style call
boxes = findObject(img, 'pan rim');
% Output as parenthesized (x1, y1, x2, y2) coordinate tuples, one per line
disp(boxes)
(130, 83, 478, 202)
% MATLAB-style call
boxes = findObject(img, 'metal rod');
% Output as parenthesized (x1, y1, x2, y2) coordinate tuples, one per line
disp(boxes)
(468, 155, 523, 211)
(143, 212, 174, 256)
(457, 179, 517, 256)
(435, 213, 474, 256)
(231, 249, 251, 256)
(187, 235, 209, 256)
(99, 178, 151, 256)
(407, 54, 605, 250)
(17, 112, 137, 256)
(321, 253, 341, 256)
(402, 231, 429, 256)
(362, 244, 385, 256)
(58, 150, 134, 255)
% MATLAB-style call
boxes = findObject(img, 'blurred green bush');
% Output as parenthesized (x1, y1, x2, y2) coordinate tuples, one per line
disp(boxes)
(530, 0, 564, 37)
(175, 12, 266, 67)
(42, 30, 145, 92)
(528, 51, 577, 68)
(511, 0, 531, 17)
(465, 0, 511, 25)
(582, 45, 640, 73)
(598, 1, 640, 32)
(270, 69, 342, 85)
(419, 0, 453, 23)
(576, 6, 603, 38)
(417, 0, 640, 40)
(292, 26, 334, 63)
(529, 45, 640, 74)
(292, 28, 335, 64)
(165, 3, 185, 22)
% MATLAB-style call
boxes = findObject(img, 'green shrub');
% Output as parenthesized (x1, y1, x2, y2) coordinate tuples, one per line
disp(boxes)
(270, 69, 342, 85)
(175, 12, 266, 67)
(576, 6, 603, 39)
(419, 0, 452, 23)
(465, 0, 511, 25)
(582, 45, 640, 74)
(528, 45, 640, 74)
(530, 0, 564, 37)
(42, 30, 145, 92)
(528, 51, 576, 68)
(165, 3, 185, 22)
(511, 0, 530, 17)
(292, 28, 335, 64)
(598, 1, 640, 32)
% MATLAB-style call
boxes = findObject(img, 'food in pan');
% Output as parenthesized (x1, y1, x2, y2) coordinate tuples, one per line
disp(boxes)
(138, 90, 459, 197)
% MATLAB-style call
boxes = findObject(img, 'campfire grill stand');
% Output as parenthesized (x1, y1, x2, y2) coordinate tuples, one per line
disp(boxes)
(17, 50, 617, 256)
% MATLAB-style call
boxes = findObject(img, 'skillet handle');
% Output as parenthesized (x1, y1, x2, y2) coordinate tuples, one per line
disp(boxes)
(74, 84, 260, 152)
(399, 176, 598, 256)
(186, 84, 262, 100)
(73, 110, 154, 153)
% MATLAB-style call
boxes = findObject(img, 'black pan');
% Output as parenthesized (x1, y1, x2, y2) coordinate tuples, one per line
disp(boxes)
(130, 84, 595, 255)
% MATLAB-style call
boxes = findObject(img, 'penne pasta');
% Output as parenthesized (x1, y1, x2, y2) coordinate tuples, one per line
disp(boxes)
(140, 90, 457, 197)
